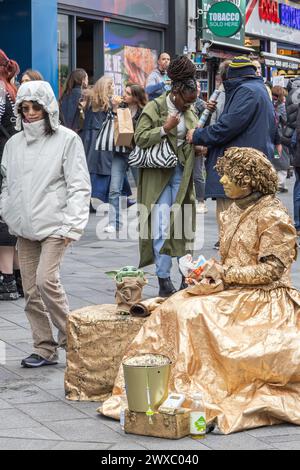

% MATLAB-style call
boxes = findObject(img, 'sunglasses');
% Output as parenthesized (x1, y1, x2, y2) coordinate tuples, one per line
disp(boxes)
(21, 103, 43, 113)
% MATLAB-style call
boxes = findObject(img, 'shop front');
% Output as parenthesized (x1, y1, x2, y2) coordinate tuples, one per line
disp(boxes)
(58, 0, 169, 95)
(0, 0, 183, 97)
(246, 0, 300, 82)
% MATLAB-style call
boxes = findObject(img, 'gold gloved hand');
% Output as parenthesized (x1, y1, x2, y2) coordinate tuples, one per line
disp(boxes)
(223, 256, 285, 286)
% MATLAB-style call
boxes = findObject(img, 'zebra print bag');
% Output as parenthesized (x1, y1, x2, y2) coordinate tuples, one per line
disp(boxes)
(95, 109, 127, 153)
(128, 138, 178, 168)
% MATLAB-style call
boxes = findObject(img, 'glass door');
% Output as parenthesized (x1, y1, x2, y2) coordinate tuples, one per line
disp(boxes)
(58, 14, 71, 95)
(76, 18, 94, 83)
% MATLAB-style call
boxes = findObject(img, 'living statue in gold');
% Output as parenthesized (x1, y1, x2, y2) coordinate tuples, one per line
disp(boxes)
(101, 147, 300, 434)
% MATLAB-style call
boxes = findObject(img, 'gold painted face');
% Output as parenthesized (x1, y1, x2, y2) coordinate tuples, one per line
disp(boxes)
(220, 174, 252, 200)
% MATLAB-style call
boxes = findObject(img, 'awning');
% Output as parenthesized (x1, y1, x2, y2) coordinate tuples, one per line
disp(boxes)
(209, 41, 256, 53)
(206, 41, 256, 60)
(261, 52, 300, 70)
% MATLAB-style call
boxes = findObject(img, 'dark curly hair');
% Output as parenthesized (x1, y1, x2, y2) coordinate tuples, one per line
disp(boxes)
(168, 55, 197, 94)
(215, 147, 278, 195)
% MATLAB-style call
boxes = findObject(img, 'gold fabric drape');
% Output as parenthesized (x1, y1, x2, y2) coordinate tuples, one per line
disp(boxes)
(101, 196, 300, 434)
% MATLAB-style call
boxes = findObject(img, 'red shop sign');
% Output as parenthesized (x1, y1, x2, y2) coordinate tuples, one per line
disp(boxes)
(258, 0, 280, 24)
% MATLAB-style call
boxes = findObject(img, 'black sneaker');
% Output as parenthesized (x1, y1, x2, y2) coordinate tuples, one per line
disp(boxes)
(214, 241, 220, 250)
(0, 276, 19, 301)
(21, 353, 58, 368)
(158, 277, 177, 298)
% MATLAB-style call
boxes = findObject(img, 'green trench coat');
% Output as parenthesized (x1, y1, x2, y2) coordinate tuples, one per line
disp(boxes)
(134, 93, 198, 268)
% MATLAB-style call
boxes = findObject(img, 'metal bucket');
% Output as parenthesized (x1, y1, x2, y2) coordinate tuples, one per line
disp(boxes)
(123, 355, 171, 413)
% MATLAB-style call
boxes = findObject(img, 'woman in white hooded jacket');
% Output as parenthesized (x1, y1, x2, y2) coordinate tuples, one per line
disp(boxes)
(0, 81, 91, 368)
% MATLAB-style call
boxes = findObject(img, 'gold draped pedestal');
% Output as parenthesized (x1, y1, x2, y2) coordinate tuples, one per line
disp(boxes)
(65, 304, 146, 401)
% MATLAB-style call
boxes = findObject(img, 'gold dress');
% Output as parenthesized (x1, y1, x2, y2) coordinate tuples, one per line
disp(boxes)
(102, 194, 300, 434)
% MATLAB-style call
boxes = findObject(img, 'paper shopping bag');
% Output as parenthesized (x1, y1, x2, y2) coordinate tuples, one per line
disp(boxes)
(114, 108, 134, 148)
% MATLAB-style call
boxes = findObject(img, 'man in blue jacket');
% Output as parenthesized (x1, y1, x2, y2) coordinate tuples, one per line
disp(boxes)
(187, 56, 277, 244)
(145, 52, 171, 101)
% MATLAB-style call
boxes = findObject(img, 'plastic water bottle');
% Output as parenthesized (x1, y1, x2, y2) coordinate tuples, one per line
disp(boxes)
(183, 45, 189, 56)
(198, 89, 221, 128)
(190, 392, 206, 439)
(120, 393, 127, 432)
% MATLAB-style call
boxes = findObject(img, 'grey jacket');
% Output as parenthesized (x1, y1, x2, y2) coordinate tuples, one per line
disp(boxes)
(0, 81, 91, 241)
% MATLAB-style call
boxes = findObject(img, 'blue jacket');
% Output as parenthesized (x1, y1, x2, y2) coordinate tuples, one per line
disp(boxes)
(145, 68, 169, 101)
(192, 76, 277, 198)
(60, 85, 82, 132)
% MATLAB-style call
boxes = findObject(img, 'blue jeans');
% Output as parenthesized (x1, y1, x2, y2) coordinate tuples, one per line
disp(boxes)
(152, 164, 183, 278)
(294, 167, 300, 231)
(108, 154, 138, 229)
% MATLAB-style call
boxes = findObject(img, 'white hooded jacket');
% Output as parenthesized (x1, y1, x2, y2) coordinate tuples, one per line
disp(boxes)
(0, 81, 91, 241)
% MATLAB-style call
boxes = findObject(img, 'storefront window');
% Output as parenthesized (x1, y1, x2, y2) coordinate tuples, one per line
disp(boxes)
(58, 14, 70, 96)
(62, 0, 169, 24)
(277, 44, 300, 60)
(104, 23, 162, 95)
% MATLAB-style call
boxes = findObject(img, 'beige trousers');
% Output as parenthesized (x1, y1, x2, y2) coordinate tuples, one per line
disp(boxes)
(18, 237, 69, 361)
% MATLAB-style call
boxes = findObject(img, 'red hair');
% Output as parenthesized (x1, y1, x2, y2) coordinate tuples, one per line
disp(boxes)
(0, 49, 20, 101)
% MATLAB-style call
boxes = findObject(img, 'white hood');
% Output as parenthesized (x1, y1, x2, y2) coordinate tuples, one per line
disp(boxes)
(15, 80, 59, 131)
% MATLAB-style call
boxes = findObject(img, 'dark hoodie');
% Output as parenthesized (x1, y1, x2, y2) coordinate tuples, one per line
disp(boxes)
(192, 74, 277, 198)
(60, 85, 83, 132)
(282, 78, 300, 146)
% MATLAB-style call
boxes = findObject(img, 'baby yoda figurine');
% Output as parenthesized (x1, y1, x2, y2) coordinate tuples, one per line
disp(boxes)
(106, 267, 147, 315)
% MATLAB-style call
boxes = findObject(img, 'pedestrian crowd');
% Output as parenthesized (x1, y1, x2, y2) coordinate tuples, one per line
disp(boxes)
(0, 46, 300, 368)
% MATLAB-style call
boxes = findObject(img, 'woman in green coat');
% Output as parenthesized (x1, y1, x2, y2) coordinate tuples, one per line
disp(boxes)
(134, 56, 199, 297)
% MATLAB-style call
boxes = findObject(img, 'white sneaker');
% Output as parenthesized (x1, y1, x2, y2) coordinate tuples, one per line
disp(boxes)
(103, 225, 116, 233)
(196, 202, 208, 214)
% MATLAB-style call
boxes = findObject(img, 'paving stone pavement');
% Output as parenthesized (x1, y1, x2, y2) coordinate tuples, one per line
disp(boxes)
(0, 179, 299, 450)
